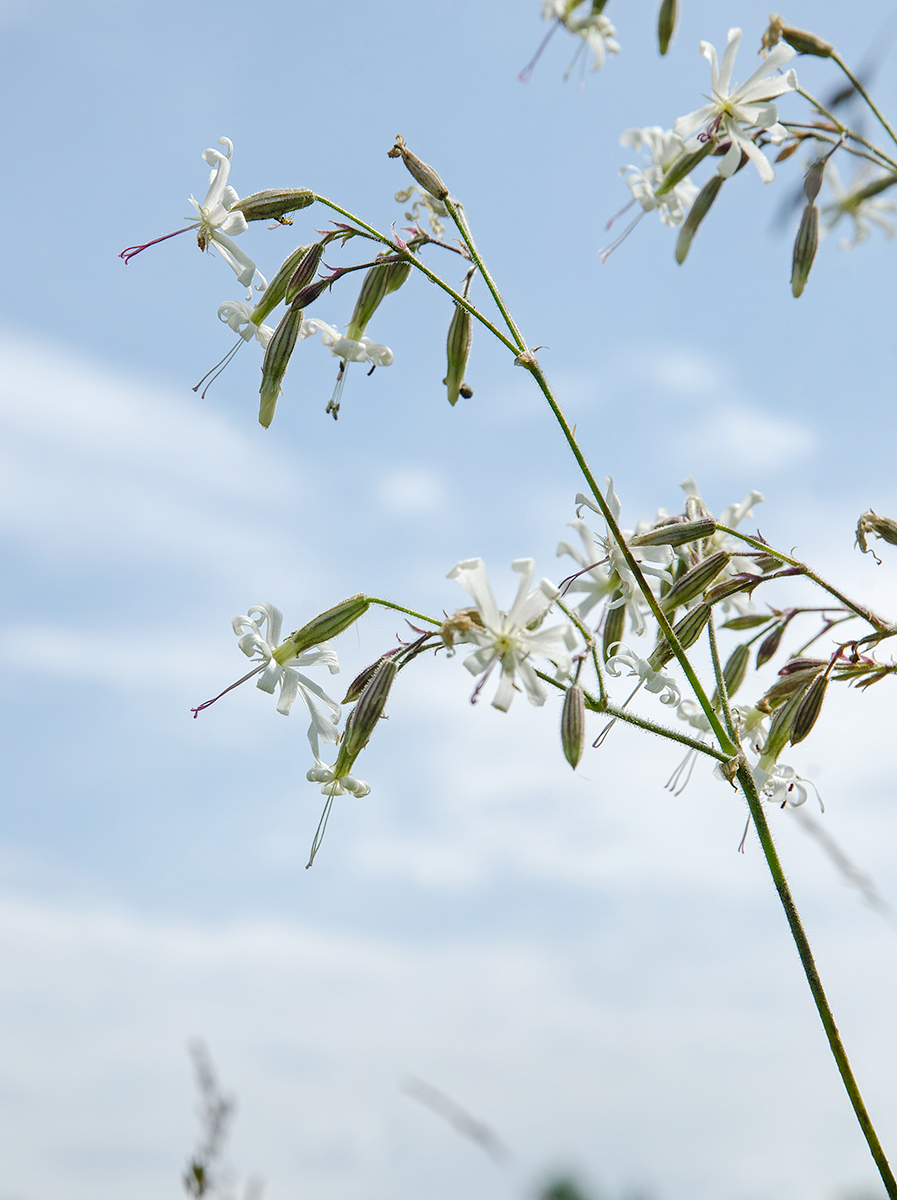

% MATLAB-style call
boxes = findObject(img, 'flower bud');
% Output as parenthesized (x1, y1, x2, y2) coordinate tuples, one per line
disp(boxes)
(704, 572, 760, 606)
(285, 242, 325, 304)
(649, 603, 711, 669)
(761, 685, 809, 767)
(760, 665, 824, 710)
(342, 649, 401, 704)
(335, 658, 397, 774)
(276, 594, 371, 661)
(252, 245, 311, 323)
(631, 517, 716, 547)
(384, 259, 413, 294)
(661, 551, 729, 611)
(602, 595, 626, 663)
(803, 161, 825, 203)
(790, 673, 829, 744)
(654, 140, 715, 198)
(712, 642, 750, 708)
(347, 263, 392, 341)
(258, 305, 304, 428)
(444, 303, 472, 406)
(791, 202, 819, 298)
(561, 685, 586, 769)
(776, 19, 834, 57)
(230, 188, 315, 223)
(723, 614, 775, 631)
(288, 274, 336, 309)
(387, 135, 449, 201)
(676, 174, 724, 264)
(756, 622, 787, 668)
(657, 0, 678, 55)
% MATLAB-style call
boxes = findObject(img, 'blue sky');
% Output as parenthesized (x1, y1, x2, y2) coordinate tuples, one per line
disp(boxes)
(3, 1, 897, 1198)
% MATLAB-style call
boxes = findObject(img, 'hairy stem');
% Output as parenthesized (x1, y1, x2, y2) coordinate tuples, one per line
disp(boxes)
(831, 53, 897, 150)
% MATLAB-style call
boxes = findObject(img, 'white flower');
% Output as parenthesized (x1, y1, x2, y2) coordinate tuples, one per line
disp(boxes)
(218, 300, 274, 348)
(674, 28, 797, 183)
(574, 479, 674, 636)
(302, 318, 394, 367)
(447, 557, 577, 711)
(556, 518, 614, 621)
(821, 163, 897, 248)
(678, 476, 764, 615)
(543, 1, 620, 71)
(620, 127, 699, 226)
(753, 763, 820, 809)
(306, 760, 371, 798)
(231, 602, 341, 758)
(188, 137, 263, 291)
(605, 643, 681, 706)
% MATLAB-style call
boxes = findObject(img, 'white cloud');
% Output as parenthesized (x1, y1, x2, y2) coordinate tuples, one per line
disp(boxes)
(377, 466, 448, 515)
(678, 403, 817, 470)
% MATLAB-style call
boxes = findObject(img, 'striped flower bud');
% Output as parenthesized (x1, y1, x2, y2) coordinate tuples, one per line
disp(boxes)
(778, 22, 834, 57)
(602, 594, 626, 663)
(347, 263, 392, 341)
(654, 140, 716, 197)
(561, 685, 586, 769)
(657, 0, 678, 55)
(791, 201, 819, 298)
(756, 622, 787, 668)
(803, 161, 825, 203)
(444, 302, 472, 406)
(288, 274, 336, 309)
(676, 174, 724, 264)
(660, 551, 729, 612)
(384, 259, 413, 294)
(649, 603, 711, 670)
(761, 684, 810, 766)
(387, 135, 449, 201)
(285, 242, 325, 304)
(631, 517, 716, 547)
(711, 642, 750, 708)
(790, 673, 829, 744)
(230, 188, 315, 223)
(275, 594, 371, 661)
(334, 658, 397, 775)
(341, 648, 402, 704)
(252, 245, 311, 323)
(760, 665, 825, 709)
(704, 573, 760, 607)
(258, 305, 304, 428)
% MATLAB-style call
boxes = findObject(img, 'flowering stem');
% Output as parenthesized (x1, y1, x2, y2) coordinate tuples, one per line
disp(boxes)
(556, 598, 607, 706)
(368, 598, 442, 627)
(443, 198, 528, 353)
(737, 763, 897, 1198)
(831, 53, 897, 151)
(792, 90, 897, 173)
(715, 525, 890, 631)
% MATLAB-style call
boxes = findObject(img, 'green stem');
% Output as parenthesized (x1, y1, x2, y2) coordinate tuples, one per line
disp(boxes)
(368, 598, 442, 627)
(794, 89, 897, 172)
(831, 53, 897, 150)
(557, 598, 607, 706)
(737, 764, 897, 1199)
(706, 611, 738, 743)
(716, 526, 890, 630)
(444, 198, 528, 352)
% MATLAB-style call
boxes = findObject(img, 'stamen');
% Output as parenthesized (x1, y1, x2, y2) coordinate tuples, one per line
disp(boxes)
(192, 338, 245, 399)
(119, 224, 197, 264)
(469, 656, 499, 705)
(599, 211, 646, 264)
(665, 747, 698, 796)
(306, 792, 336, 868)
(325, 361, 348, 420)
(518, 19, 560, 83)
(559, 559, 609, 597)
(190, 663, 265, 717)
(737, 816, 751, 854)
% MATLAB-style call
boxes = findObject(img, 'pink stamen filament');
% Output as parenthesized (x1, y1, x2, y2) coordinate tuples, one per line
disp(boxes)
(191, 663, 265, 717)
(119, 224, 198, 264)
(518, 18, 560, 83)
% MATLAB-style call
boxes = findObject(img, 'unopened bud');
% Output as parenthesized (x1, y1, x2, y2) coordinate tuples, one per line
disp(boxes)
(252, 245, 311, 323)
(804, 160, 825, 203)
(384, 259, 413, 294)
(756, 622, 787, 668)
(661, 551, 729, 611)
(676, 174, 724, 264)
(285, 242, 325, 304)
(631, 517, 716, 547)
(347, 262, 392, 341)
(704, 572, 761, 606)
(791, 202, 819, 298)
(761, 684, 810, 766)
(654, 140, 715, 197)
(561, 685, 586, 769)
(335, 658, 397, 773)
(602, 595, 626, 663)
(657, 0, 678, 54)
(790, 673, 829, 744)
(230, 188, 315, 224)
(275, 594, 371, 661)
(444, 303, 472, 406)
(258, 306, 304, 428)
(712, 642, 751, 708)
(649, 603, 711, 669)
(387, 135, 449, 201)
(289, 274, 336, 309)
(775, 18, 834, 57)
(760, 665, 824, 710)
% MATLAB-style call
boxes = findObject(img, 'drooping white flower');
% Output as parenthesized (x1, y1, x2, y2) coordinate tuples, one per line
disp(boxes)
(543, 0, 620, 72)
(447, 557, 577, 711)
(620, 127, 699, 226)
(753, 762, 820, 809)
(231, 602, 341, 758)
(218, 300, 275, 348)
(306, 760, 371, 798)
(821, 163, 897, 248)
(674, 28, 797, 183)
(605, 643, 681, 706)
(188, 137, 263, 290)
(303, 318, 395, 367)
(574, 479, 674, 636)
